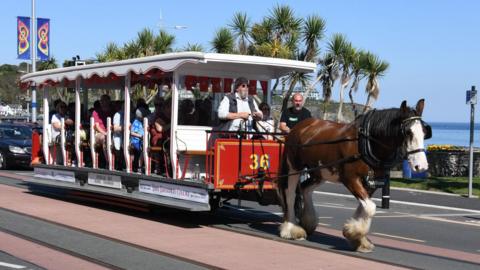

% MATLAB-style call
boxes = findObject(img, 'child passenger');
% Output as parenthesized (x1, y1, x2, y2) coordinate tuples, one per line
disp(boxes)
(130, 108, 147, 172)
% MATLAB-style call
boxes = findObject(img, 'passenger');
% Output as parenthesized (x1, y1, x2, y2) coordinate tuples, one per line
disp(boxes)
(50, 101, 67, 165)
(49, 98, 61, 120)
(254, 102, 275, 140)
(130, 107, 147, 173)
(112, 101, 125, 170)
(65, 102, 75, 165)
(92, 94, 112, 166)
(135, 98, 151, 116)
(148, 97, 172, 175)
(179, 99, 198, 125)
(217, 77, 263, 133)
(279, 93, 312, 134)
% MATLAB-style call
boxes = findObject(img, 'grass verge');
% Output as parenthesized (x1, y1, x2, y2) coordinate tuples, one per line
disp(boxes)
(390, 177, 480, 197)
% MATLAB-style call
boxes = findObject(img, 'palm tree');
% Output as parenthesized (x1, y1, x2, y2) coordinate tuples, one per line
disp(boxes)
(37, 56, 58, 71)
(229, 12, 251, 54)
(96, 42, 123, 62)
(337, 42, 356, 122)
(325, 34, 348, 122)
(348, 50, 368, 117)
(123, 40, 141, 59)
(136, 28, 155, 57)
(317, 53, 339, 119)
(362, 52, 389, 112)
(154, 30, 175, 54)
(268, 5, 302, 42)
(211, 27, 234, 53)
(183, 43, 204, 52)
(301, 15, 325, 62)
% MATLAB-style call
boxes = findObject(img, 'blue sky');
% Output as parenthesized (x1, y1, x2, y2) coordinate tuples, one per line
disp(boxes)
(1, 0, 480, 122)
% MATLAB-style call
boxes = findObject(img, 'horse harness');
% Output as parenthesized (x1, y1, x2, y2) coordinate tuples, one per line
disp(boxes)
(358, 110, 431, 170)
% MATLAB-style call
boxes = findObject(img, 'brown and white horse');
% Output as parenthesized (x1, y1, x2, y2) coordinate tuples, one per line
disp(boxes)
(276, 99, 430, 253)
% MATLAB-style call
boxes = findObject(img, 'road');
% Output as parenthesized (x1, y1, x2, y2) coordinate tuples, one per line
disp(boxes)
(0, 169, 479, 269)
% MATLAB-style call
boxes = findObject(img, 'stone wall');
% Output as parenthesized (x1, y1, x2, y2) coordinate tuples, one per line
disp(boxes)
(427, 151, 480, 177)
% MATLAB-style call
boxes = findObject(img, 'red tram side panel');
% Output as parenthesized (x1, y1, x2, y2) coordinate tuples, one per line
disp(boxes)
(212, 139, 283, 190)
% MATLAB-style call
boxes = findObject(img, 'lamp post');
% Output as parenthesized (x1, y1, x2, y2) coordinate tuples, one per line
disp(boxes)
(31, 0, 37, 123)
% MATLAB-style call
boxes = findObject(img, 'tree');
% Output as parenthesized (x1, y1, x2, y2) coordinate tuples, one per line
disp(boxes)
(362, 52, 389, 112)
(211, 27, 234, 53)
(348, 50, 368, 117)
(317, 53, 338, 119)
(183, 43, 205, 52)
(136, 28, 155, 57)
(37, 56, 58, 71)
(154, 30, 175, 54)
(229, 12, 251, 55)
(302, 15, 326, 62)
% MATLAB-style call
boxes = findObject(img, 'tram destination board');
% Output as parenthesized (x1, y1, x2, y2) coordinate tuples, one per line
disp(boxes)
(87, 173, 122, 189)
(139, 180, 209, 204)
(34, 167, 76, 183)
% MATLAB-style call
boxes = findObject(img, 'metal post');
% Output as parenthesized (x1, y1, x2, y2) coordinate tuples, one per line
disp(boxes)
(381, 170, 390, 209)
(31, 0, 37, 123)
(468, 86, 476, 198)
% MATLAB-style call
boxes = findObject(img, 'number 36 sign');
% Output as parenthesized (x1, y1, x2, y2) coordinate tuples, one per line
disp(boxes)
(214, 139, 283, 190)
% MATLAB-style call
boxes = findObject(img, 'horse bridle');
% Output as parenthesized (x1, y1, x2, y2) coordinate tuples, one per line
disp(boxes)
(400, 116, 432, 157)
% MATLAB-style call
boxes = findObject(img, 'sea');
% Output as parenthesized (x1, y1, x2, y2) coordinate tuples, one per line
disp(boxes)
(427, 122, 480, 147)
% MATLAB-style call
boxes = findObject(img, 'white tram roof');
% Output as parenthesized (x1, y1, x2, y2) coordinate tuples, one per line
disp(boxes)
(20, 52, 316, 89)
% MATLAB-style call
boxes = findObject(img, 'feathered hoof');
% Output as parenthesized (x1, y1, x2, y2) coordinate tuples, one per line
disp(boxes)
(356, 237, 375, 253)
(279, 222, 307, 240)
(344, 235, 375, 253)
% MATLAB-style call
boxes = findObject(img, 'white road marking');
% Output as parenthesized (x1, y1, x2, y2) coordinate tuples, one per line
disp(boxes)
(313, 203, 356, 210)
(0, 262, 26, 269)
(317, 216, 333, 219)
(377, 213, 480, 218)
(416, 216, 480, 228)
(316, 222, 330, 226)
(314, 191, 480, 214)
(372, 232, 426, 243)
(322, 202, 344, 207)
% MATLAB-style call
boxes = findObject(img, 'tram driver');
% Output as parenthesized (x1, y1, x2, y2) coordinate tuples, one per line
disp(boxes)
(217, 77, 263, 133)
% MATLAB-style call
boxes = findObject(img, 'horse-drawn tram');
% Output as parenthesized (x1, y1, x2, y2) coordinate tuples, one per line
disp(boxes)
(20, 52, 316, 212)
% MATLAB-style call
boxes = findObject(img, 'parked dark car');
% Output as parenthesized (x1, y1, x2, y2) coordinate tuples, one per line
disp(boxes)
(0, 123, 33, 169)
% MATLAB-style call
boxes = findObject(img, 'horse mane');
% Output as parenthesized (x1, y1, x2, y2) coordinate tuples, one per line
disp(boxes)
(356, 107, 416, 138)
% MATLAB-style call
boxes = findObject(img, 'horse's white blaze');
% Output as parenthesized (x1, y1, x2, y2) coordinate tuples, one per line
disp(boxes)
(406, 120, 428, 172)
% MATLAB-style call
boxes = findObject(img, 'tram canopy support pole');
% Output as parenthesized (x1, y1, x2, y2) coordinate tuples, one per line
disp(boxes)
(123, 73, 132, 173)
(42, 86, 50, 165)
(90, 117, 97, 169)
(106, 117, 113, 171)
(143, 118, 150, 175)
(74, 77, 82, 167)
(60, 118, 66, 166)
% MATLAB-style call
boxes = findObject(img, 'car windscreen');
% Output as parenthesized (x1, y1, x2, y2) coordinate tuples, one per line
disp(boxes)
(0, 126, 31, 139)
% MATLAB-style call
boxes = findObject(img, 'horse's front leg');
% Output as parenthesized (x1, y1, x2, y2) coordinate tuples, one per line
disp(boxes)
(342, 177, 376, 253)
(279, 160, 306, 240)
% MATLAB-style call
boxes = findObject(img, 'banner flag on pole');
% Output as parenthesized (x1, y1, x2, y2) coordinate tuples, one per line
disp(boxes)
(17, 16, 31, 60)
(36, 18, 50, 60)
